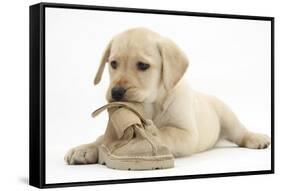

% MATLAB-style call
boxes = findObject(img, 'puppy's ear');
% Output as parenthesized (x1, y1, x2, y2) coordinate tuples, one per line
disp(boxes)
(158, 38, 188, 90)
(94, 40, 112, 85)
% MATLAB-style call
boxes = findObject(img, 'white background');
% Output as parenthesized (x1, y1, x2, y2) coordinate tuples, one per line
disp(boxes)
(0, 0, 280, 191)
(45, 6, 271, 183)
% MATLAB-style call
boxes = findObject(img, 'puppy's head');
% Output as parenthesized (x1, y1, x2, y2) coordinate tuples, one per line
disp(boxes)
(94, 28, 189, 103)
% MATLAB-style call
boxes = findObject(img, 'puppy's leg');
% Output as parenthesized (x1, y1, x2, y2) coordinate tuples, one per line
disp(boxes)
(157, 126, 199, 157)
(212, 97, 270, 149)
(64, 135, 104, 165)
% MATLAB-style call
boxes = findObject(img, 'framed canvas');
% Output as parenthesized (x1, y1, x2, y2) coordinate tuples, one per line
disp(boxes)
(29, 2, 274, 188)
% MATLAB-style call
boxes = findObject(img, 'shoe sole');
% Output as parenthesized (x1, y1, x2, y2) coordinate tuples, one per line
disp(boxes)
(98, 145, 174, 170)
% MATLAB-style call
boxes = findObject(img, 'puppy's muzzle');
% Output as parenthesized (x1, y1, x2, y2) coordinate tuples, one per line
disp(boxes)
(111, 86, 126, 101)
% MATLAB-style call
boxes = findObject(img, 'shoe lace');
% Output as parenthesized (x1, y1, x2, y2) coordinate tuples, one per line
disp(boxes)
(92, 102, 158, 155)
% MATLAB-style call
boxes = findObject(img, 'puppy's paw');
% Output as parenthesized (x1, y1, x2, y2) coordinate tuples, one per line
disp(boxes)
(64, 144, 98, 165)
(241, 132, 271, 149)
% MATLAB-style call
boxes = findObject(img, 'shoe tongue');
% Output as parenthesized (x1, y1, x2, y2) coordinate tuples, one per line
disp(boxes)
(91, 102, 148, 139)
(110, 108, 143, 139)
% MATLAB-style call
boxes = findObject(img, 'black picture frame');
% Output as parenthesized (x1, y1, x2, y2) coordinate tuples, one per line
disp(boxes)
(29, 2, 275, 189)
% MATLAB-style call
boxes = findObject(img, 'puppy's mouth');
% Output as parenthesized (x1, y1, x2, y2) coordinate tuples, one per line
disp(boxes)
(109, 87, 145, 103)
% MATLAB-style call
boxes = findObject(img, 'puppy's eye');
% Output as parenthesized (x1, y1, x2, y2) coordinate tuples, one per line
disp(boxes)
(137, 62, 150, 71)
(110, 61, 118, 69)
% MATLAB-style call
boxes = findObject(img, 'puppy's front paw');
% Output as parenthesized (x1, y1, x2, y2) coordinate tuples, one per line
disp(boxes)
(64, 144, 98, 165)
(241, 132, 271, 149)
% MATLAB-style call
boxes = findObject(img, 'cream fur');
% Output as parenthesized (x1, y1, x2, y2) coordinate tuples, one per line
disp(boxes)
(65, 27, 270, 165)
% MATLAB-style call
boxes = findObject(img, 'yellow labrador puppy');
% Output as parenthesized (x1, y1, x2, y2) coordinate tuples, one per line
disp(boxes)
(65, 27, 270, 165)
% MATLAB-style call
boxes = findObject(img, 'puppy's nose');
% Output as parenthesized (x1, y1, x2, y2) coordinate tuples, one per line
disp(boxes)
(111, 86, 126, 101)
